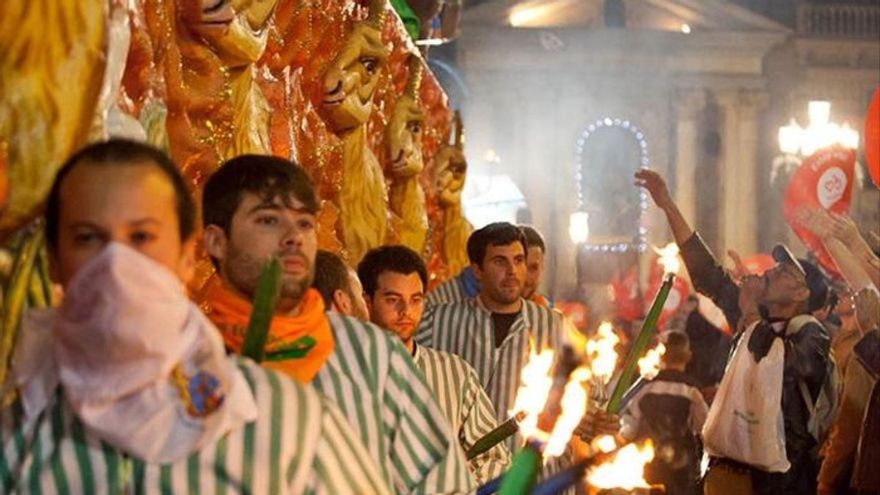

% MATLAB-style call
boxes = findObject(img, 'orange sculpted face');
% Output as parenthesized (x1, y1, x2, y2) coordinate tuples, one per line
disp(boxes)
(434, 145, 466, 207)
(186, 0, 279, 66)
(320, 21, 389, 133)
(386, 95, 424, 178)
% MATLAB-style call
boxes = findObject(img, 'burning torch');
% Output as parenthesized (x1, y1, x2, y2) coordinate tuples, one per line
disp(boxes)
(606, 272, 675, 414)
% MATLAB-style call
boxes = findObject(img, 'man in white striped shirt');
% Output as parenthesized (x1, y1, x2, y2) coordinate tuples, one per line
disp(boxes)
(357, 245, 511, 484)
(416, 222, 573, 482)
(427, 225, 552, 309)
(200, 155, 473, 494)
(1, 139, 389, 494)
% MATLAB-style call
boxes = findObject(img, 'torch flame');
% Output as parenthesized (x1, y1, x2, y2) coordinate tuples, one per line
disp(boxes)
(510, 347, 555, 440)
(586, 440, 655, 490)
(592, 434, 618, 454)
(544, 367, 591, 457)
(585, 322, 620, 384)
(637, 343, 666, 380)
(654, 242, 681, 275)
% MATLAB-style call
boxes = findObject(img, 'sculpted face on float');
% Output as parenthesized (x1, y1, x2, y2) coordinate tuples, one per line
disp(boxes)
(386, 95, 425, 179)
(434, 145, 466, 207)
(186, 0, 279, 66)
(320, 20, 389, 133)
(53, 160, 196, 287)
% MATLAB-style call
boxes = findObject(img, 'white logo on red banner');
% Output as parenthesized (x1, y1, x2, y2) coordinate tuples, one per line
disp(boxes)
(816, 167, 847, 209)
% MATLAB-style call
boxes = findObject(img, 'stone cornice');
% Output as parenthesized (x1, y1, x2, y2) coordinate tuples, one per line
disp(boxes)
(459, 26, 788, 77)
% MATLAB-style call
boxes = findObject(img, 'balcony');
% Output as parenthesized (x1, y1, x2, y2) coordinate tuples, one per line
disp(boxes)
(796, 3, 880, 39)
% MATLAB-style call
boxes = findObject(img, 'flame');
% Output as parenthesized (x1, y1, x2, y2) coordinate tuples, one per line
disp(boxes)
(585, 322, 620, 384)
(637, 343, 666, 380)
(654, 242, 681, 275)
(592, 434, 618, 454)
(586, 440, 655, 490)
(510, 347, 555, 439)
(544, 367, 591, 457)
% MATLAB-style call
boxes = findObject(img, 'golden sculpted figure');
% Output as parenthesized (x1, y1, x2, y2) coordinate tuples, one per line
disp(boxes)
(154, 0, 278, 185)
(320, 0, 390, 265)
(433, 111, 472, 274)
(0, 0, 106, 239)
(188, 0, 278, 157)
(386, 56, 428, 255)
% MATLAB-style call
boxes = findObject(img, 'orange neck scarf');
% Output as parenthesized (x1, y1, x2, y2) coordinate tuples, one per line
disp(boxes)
(198, 278, 334, 383)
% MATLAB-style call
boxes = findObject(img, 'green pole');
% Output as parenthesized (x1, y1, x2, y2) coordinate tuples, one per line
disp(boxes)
(497, 442, 542, 495)
(605, 273, 675, 414)
(241, 256, 282, 362)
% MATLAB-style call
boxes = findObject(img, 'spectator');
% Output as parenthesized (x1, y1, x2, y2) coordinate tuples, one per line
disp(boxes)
(621, 331, 709, 495)
(636, 169, 832, 495)
(818, 288, 880, 495)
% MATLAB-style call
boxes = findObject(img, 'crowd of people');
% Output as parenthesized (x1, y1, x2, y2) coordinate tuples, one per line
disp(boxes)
(0, 138, 877, 495)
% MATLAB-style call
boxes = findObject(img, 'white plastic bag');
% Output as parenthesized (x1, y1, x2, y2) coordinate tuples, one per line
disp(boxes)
(702, 321, 790, 473)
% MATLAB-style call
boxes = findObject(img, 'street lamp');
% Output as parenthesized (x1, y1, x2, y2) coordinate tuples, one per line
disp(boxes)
(773, 100, 859, 183)
(568, 212, 590, 244)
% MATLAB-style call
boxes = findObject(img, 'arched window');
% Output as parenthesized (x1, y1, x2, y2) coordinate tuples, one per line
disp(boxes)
(574, 117, 650, 253)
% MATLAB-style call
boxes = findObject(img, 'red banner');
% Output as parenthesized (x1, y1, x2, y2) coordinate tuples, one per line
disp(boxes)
(783, 146, 857, 274)
(866, 87, 880, 188)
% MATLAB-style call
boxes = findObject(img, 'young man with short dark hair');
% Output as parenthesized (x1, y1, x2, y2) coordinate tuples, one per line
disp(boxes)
(312, 249, 369, 319)
(416, 222, 571, 482)
(427, 224, 552, 308)
(358, 245, 511, 484)
(518, 224, 551, 306)
(198, 154, 473, 494)
(2, 140, 390, 493)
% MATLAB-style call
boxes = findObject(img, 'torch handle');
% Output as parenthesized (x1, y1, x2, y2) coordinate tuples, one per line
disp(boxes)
(466, 416, 520, 460)
(605, 273, 675, 414)
(242, 257, 282, 362)
(497, 443, 543, 495)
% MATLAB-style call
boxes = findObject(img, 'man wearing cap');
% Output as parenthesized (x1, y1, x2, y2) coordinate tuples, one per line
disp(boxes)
(637, 169, 831, 495)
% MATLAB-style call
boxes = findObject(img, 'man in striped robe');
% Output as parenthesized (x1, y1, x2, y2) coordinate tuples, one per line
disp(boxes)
(199, 155, 474, 494)
(1, 139, 389, 494)
(426, 224, 552, 309)
(357, 245, 511, 484)
(416, 222, 573, 483)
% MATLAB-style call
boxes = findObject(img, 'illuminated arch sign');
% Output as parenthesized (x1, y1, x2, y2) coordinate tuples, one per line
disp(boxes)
(574, 117, 649, 253)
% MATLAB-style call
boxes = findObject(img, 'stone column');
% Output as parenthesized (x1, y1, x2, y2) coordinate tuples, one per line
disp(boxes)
(735, 90, 768, 255)
(673, 89, 706, 225)
(716, 89, 768, 257)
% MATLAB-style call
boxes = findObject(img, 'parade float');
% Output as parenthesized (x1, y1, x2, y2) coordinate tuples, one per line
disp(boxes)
(0, 0, 471, 388)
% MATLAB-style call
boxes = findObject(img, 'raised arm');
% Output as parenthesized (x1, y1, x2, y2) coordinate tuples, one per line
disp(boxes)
(635, 169, 743, 330)
(634, 169, 693, 246)
(798, 208, 878, 291)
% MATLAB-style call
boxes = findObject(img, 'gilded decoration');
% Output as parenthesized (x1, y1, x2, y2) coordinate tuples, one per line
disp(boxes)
(386, 56, 428, 256)
(1, 0, 460, 290)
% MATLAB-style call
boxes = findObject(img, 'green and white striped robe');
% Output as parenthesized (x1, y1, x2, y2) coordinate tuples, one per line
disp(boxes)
(426, 274, 469, 307)
(312, 313, 475, 494)
(413, 344, 511, 484)
(416, 298, 573, 483)
(0, 359, 390, 494)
